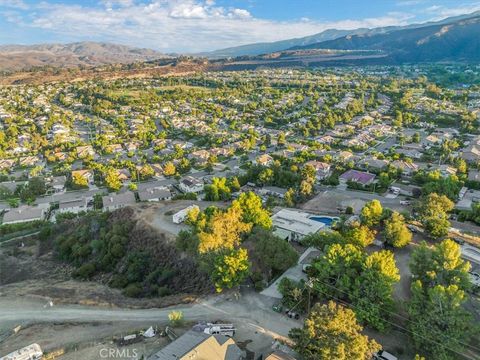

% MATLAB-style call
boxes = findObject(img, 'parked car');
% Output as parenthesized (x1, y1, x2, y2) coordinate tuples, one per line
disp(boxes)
(407, 225, 418, 233)
(286, 310, 300, 320)
(373, 350, 398, 360)
(399, 200, 411, 205)
(452, 237, 465, 246)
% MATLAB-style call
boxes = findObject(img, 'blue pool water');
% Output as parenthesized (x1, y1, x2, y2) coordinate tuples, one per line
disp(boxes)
(309, 216, 339, 226)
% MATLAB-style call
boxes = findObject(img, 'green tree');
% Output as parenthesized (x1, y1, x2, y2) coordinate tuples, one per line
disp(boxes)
(251, 228, 299, 279)
(105, 168, 122, 191)
(198, 205, 252, 253)
(212, 248, 250, 292)
(410, 239, 471, 290)
(360, 200, 383, 227)
(383, 212, 412, 248)
(232, 192, 272, 229)
(284, 188, 296, 207)
(418, 193, 454, 239)
(344, 225, 376, 248)
(353, 250, 400, 331)
(163, 161, 176, 176)
(289, 301, 381, 360)
(408, 282, 475, 360)
(310, 244, 400, 331)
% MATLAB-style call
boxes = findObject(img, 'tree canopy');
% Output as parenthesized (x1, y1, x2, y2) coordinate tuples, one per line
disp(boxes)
(289, 301, 381, 360)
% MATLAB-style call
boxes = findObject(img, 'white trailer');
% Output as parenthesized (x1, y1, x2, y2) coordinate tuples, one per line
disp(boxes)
(203, 323, 236, 337)
(172, 205, 199, 224)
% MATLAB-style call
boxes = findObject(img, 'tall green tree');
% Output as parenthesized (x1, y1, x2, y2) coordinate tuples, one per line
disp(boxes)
(289, 301, 381, 360)
(232, 192, 272, 229)
(383, 212, 412, 248)
(212, 248, 250, 292)
(418, 193, 454, 239)
(360, 200, 383, 227)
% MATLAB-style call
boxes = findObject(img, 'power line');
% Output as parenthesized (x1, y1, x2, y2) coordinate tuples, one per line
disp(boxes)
(308, 276, 480, 356)
(311, 286, 478, 360)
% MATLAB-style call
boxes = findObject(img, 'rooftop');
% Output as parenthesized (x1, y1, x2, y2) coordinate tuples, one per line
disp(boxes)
(272, 209, 324, 236)
(102, 191, 136, 208)
(148, 330, 243, 360)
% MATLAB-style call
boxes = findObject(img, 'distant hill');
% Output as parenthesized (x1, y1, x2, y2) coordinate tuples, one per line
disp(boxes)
(199, 29, 385, 58)
(201, 11, 480, 58)
(0, 42, 169, 72)
(290, 14, 480, 63)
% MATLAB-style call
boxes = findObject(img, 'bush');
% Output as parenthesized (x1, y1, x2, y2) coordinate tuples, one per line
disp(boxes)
(123, 283, 143, 298)
(110, 274, 129, 288)
(74, 263, 96, 279)
(168, 310, 184, 326)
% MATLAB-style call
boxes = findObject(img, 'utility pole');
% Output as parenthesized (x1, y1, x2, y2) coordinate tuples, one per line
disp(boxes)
(306, 278, 315, 314)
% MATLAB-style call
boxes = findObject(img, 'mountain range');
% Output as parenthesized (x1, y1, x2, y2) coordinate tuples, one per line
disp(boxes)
(1, 11, 479, 73)
(202, 11, 480, 58)
(290, 13, 480, 63)
(0, 42, 168, 72)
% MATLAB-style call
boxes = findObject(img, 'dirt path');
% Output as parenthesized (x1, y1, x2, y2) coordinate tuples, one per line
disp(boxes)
(0, 291, 296, 358)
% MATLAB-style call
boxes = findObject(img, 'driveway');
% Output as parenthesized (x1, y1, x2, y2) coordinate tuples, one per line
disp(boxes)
(260, 247, 319, 299)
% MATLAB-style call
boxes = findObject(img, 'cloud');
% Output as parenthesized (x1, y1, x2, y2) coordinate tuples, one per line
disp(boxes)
(421, 2, 480, 19)
(0, 0, 28, 9)
(2, 0, 415, 52)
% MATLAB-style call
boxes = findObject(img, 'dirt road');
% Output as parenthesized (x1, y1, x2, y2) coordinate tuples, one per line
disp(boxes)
(0, 291, 297, 357)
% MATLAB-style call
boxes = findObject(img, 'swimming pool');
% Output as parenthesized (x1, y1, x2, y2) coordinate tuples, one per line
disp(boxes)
(309, 216, 339, 226)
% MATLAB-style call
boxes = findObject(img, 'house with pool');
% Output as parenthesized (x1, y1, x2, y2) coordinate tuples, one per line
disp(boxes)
(271, 208, 339, 242)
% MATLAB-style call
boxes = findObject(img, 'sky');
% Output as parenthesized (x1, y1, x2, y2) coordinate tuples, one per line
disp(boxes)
(0, 0, 480, 52)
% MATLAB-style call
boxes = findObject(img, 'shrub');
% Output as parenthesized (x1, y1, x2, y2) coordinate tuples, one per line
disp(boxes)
(110, 274, 129, 288)
(168, 310, 184, 326)
(74, 263, 96, 279)
(123, 283, 143, 298)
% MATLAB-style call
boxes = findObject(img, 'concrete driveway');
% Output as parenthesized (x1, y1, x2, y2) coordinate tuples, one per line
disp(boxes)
(260, 247, 319, 299)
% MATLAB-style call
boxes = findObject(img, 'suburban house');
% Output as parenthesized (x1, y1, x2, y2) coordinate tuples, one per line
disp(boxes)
(335, 151, 354, 162)
(147, 330, 245, 360)
(76, 145, 95, 158)
(150, 164, 164, 178)
(71, 169, 94, 185)
(58, 198, 88, 214)
(468, 170, 480, 182)
(271, 209, 325, 242)
(0, 159, 15, 171)
(259, 186, 287, 199)
(19, 156, 41, 168)
(305, 160, 331, 180)
(2, 206, 45, 225)
(339, 169, 376, 186)
(106, 144, 123, 154)
(460, 136, 480, 163)
(117, 168, 132, 182)
(102, 191, 136, 212)
(395, 147, 423, 160)
(189, 149, 211, 164)
(391, 160, 419, 176)
(390, 183, 422, 197)
(51, 176, 67, 193)
(358, 157, 389, 172)
(255, 154, 274, 167)
(178, 176, 204, 194)
(265, 351, 297, 360)
(138, 187, 171, 202)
